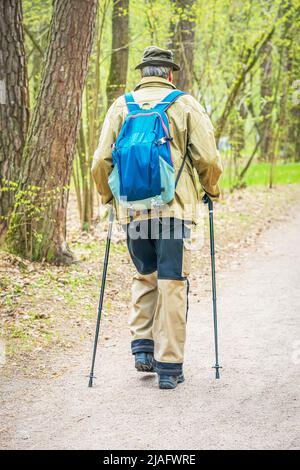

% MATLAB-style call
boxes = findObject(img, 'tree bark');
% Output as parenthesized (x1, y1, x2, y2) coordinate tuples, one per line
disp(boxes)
(290, 89, 300, 162)
(259, 41, 273, 161)
(106, 0, 129, 108)
(169, 0, 195, 93)
(0, 0, 29, 239)
(8, 0, 98, 264)
(282, 3, 299, 161)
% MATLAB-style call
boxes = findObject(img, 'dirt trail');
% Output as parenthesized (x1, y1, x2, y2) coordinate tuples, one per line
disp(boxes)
(1, 205, 300, 450)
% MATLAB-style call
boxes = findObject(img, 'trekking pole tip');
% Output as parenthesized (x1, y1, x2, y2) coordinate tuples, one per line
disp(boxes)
(213, 365, 222, 379)
(88, 374, 94, 388)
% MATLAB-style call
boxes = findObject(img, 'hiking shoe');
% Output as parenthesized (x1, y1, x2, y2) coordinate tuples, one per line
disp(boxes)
(135, 352, 154, 372)
(158, 373, 185, 389)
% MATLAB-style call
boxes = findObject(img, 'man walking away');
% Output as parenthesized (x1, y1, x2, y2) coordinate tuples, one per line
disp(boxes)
(92, 46, 222, 389)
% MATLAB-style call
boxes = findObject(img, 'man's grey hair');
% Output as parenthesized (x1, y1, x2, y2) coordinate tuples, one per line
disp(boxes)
(141, 65, 171, 79)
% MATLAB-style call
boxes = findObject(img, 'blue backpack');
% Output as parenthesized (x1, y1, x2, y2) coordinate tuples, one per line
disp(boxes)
(108, 90, 186, 210)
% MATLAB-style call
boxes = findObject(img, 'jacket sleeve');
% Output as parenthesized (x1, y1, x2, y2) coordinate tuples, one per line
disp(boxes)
(187, 99, 223, 199)
(91, 100, 124, 204)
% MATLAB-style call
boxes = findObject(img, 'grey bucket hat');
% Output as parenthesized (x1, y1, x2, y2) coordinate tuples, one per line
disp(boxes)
(135, 46, 181, 71)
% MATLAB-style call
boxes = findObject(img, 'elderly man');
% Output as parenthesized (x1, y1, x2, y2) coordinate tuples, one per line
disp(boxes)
(92, 46, 222, 389)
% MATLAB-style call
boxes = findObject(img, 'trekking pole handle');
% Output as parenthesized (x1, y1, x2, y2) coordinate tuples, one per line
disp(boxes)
(202, 193, 213, 211)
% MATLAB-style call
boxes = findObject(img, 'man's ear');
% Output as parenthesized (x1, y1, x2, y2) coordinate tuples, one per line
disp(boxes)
(168, 69, 173, 83)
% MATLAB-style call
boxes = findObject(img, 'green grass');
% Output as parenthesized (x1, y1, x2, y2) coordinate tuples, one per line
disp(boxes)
(221, 162, 300, 188)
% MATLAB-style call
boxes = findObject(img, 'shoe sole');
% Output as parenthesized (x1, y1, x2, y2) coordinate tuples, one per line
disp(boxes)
(135, 361, 154, 373)
(159, 375, 185, 390)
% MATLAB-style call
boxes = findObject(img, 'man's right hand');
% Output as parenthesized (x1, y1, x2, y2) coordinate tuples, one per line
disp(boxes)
(202, 193, 210, 204)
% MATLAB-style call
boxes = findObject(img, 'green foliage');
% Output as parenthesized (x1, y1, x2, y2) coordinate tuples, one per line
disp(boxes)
(23, 0, 52, 105)
(21, 0, 300, 149)
(221, 162, 300, 188)
(23, 0, 51, 29)
(6, 183, 67, 261)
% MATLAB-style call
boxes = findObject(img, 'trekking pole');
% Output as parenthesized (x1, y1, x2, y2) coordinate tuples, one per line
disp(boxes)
(88, 206, 114, 387)
(203, 194, 222, 379)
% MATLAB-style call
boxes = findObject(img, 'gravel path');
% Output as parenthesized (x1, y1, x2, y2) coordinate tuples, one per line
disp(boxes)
(1, 205, 300, 450)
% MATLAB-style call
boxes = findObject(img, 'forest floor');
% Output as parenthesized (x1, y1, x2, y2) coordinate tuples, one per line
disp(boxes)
(0, 185, 300, 449)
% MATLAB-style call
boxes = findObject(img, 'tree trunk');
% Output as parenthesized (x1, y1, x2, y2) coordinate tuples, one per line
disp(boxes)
(0, 0, 29, 239)
(259, 41, 273, 161)
(289, 16, 300, 162)
(283, 6, 299, 162)
(106, 0, 129, 108)
(169, 0, 195, 93)
(290, 98, 300, 162)
(8, 0, 98, 264)
(229, 100, 246, 181)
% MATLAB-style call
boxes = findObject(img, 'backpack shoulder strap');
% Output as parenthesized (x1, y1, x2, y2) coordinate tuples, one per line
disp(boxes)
(154, 90, 185, 112)
(124, 92, 140, 112)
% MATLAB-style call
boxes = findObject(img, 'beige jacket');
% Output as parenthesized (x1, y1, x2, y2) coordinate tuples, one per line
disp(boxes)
(92, 77, 223, 224)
